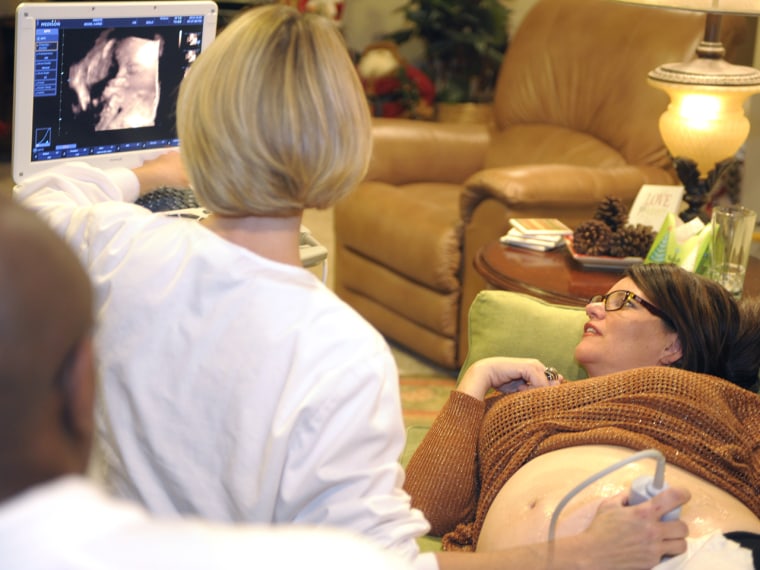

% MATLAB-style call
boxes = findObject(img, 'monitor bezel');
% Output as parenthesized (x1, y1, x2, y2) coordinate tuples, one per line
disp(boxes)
(12, 1, 218, 184)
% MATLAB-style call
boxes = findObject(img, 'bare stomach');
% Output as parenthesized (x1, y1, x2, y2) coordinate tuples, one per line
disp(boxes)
(477, 445, 760, 552)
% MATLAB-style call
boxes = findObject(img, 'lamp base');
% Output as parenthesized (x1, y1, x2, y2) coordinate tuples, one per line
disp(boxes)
(674, 157, 741, 222)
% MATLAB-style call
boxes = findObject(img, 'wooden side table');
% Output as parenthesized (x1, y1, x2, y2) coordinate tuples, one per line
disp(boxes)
(474, 241, 760, 306)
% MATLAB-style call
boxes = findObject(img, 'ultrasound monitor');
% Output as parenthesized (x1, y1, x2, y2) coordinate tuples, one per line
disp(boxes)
(12, 1, 219, 183)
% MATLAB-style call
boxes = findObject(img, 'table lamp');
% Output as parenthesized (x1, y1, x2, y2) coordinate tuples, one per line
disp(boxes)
(620, 0, 760, 221)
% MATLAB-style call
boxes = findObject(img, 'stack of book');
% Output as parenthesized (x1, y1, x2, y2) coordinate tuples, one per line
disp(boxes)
(500, 218, 573, 252)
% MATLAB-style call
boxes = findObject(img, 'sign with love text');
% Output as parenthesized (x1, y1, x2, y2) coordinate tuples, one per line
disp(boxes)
(628, 184, 683, 230)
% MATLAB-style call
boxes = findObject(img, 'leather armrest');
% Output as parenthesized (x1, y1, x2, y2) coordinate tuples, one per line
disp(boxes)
(461, 164, 675, 222)
(365, 118, 492, 185)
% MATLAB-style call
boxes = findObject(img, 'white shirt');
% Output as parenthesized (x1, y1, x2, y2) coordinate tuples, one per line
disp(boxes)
(14, 163, 435, 570)
(0, 476, 416, 570)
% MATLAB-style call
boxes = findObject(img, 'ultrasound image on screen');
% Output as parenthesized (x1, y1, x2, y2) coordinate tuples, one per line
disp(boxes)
(30, 18, 204, 162)
(68, 30, 164, 131)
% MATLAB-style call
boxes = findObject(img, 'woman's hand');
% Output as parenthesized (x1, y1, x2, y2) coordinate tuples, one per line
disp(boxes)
(456, 357, 564, 401)
(133, 151, 190, 196)
(576, 487, 691, 569)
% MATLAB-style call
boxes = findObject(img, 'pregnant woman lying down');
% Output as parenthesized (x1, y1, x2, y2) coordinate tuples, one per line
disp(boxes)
(405, 367, 760, 566)
(405, 264, 760, 566)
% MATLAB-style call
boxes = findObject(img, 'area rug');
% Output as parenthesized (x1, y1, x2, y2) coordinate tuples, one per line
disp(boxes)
(399, 375, 456, 429)
(389, 341, 458, 377)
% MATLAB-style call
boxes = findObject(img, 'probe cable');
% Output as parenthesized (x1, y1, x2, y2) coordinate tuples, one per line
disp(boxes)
(547, 448, 667, 543)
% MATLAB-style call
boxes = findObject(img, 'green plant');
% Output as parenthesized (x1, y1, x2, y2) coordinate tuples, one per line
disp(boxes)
(385, 0, 509, 103)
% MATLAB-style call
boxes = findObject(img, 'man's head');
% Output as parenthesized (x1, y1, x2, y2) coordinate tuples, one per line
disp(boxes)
(0, 200, 94, 500)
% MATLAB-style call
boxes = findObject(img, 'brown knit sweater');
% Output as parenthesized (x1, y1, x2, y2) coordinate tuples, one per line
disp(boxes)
(404, 366, 760, 551)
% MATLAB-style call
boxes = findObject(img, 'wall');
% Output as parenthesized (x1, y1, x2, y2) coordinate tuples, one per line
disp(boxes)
(342, 0, 408, 54)
(0, 0, 16, 17)
(742, 18, 760, 215)
(341, 0, 532, 61)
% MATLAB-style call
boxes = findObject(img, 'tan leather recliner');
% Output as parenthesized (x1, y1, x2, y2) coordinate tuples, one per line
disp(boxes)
(334, 0, 746, 369)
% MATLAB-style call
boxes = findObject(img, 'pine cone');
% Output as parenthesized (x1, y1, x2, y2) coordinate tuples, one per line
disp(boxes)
(572, 220, 612, 255)
(593, 196, 628, 232)
(608, 224, 656, 258)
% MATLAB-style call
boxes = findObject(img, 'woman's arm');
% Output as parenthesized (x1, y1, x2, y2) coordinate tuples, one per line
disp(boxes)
(433, 487, 691, 570)
(403, 391, 485, 536)
(132, 151, 190, 196)
(404, 357, 562, 536)
(458, 357, 562, 399)
(12, 162, 145, 257)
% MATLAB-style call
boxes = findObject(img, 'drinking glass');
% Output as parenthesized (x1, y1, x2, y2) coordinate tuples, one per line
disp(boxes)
(708, 205, 757, 298)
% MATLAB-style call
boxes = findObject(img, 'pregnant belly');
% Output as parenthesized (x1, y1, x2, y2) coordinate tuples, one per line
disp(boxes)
(477, 445, 760, 552)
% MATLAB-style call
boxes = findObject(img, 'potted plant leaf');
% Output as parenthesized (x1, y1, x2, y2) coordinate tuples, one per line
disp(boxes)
(385, 0, 509, 118)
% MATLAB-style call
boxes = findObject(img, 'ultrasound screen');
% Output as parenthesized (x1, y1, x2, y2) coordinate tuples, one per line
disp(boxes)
(30, 14, 207, 164)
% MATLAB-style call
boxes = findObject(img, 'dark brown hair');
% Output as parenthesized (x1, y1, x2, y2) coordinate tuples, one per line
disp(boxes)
(626, 263, 759, 391)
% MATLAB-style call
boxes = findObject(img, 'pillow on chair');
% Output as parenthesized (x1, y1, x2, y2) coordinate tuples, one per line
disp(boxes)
(458, 290, 589, 382)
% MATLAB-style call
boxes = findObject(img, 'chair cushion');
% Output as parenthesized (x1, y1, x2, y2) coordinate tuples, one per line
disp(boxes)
(458, 290, 589, 383)
(485, 124, 627, 169)
(336, 181, 463, 292)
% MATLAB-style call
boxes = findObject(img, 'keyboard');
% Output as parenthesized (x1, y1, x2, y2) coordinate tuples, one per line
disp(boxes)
(135, 186, 200, 212)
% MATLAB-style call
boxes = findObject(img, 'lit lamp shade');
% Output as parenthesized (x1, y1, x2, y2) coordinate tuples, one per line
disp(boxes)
(620, 0, 760, 177)
(649, 64, 760, 176)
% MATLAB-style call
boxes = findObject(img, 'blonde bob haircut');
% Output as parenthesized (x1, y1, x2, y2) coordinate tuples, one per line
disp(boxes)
(176, 5, 372, 216)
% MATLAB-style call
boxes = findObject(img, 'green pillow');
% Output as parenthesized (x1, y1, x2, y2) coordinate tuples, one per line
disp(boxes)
(458, 290, 589, 383)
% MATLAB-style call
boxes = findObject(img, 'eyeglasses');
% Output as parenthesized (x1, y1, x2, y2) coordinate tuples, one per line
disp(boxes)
(588, 290, 674, 327)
